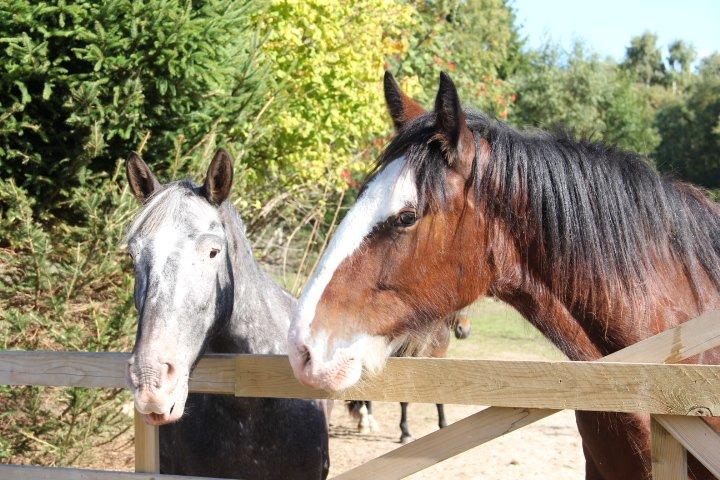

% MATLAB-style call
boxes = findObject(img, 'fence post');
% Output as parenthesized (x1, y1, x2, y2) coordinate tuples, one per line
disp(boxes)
(134, 411, 160, 473)
(651, 416, 687, 479)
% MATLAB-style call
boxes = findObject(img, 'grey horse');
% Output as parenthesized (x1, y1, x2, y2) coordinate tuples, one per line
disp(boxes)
(124, 149, 329, 479)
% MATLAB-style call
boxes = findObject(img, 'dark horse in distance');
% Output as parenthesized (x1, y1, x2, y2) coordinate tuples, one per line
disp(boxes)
(287, 71, 720, 479)
(124, 150, 329, 479)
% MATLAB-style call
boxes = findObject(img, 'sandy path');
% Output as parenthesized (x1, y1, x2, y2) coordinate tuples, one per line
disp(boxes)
(329, 401, 584, 479)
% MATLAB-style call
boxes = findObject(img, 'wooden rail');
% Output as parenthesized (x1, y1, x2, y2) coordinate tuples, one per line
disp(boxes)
(1, 465, 226, 479)
(0, 309, 718, 480)
(3, 353, 720, 415)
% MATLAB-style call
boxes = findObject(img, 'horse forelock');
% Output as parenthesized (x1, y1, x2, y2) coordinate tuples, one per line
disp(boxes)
(124, 180, 216, 245)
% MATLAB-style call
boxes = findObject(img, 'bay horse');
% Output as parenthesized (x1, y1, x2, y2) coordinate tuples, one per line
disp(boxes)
(347, 312, 471, 443)
(124, 150, 329, 479)
(287, 71, 720, 479)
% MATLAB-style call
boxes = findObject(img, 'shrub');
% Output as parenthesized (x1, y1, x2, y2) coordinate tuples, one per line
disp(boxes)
(246, 0, 414, 190)
(510, 43, 661, 156)
(0, 0, 265, 216)
(387, 0, 523, 118)
(0, 167, 137, 464)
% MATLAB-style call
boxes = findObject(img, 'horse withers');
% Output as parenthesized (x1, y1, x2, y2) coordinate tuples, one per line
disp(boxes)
(124, 150, 329, 479)
(288, 71, 720, 479)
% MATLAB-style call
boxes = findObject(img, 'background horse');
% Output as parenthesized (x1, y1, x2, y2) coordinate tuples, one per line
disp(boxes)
(125, 150, 329, 479)
(288, 71, 720, 479)
(347, 312, 471, 443)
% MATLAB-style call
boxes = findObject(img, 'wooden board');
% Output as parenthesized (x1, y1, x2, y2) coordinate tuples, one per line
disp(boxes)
(0, 351, 129, 389)
(333, 407, 555, 480)
(655, 415, 720, 477)
(0, 464, 226, 479)
(604, 310, 720, 363)
(0, 351, 235, 394)
(235, 355, 720, 414)
(651, 417, 687, 479)
(334, 311, 720, 479)
(134, 412, 160, 473)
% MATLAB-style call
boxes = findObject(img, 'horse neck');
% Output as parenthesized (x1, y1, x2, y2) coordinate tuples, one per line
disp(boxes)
(488, 215, 715, 361)
(473, 129, 720, 359)
(209, 203, 295, 355)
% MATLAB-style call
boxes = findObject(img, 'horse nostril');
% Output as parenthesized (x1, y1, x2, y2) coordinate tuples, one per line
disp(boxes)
(162, 361, 179, 383)
(299, 346, 312, 368)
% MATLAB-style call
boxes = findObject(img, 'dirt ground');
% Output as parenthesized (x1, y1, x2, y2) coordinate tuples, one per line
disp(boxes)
(328, 400, 584, 479)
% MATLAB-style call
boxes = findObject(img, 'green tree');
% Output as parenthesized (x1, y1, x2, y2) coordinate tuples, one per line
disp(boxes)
(655, 53, 720, 188)
(388, 0, 524, 118)
(0, 0, 265, 215)
(667, 40, 696, 93)
(668, 40, 696, 75)
(698, 52, 720, 79)
(511, 43, 660, 155)
(622, 32, 668, 86)
(247, 0, 413, 191)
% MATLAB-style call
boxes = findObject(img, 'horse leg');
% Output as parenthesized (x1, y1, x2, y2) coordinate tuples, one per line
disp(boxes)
(576, 411, 651, 480)
(357, 402, 370, 433)
(436, 404, 447, 429)
(365, 401, 378, 432)
(399, 402, 413, 444)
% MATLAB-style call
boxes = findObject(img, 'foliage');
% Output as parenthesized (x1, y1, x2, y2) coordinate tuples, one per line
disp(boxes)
(655, 61, 720, 188)
(245, 0, 413, 192)
(510, 43, 661, 156)
(622, 32, 668, 86)
(0, 0, 718, 469)
(0, 0, 265, 215)
(0, 167, 137, 464)
(388, 0, 523, 118)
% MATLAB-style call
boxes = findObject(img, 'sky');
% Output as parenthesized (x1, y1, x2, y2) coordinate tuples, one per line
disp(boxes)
(512, 0, 720, 63)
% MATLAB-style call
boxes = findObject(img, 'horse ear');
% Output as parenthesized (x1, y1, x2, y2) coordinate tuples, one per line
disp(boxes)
(126, 152, 161, 203)
(384, 71, 426, 130)
(204, 148, 234, 205)
(433, 72, 475, 175)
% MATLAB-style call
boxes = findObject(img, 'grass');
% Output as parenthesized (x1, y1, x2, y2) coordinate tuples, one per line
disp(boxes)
(448, 299, 566, 361)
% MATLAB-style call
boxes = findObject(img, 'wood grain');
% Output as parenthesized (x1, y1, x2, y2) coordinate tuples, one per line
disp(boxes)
(235, 355, 720, 414)
(0, 465, 226, 479)
(655, 415, 720, 478)
(134, 412, 159, 474)
(0, 351, 235, 394)
(651, 417, 688, 479)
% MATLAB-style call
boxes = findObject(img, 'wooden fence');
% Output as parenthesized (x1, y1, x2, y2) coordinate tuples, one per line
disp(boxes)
(1, 310, 720, 479)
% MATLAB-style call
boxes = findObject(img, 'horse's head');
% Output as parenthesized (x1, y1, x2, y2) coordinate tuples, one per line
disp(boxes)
(289, 72, 494, 391)
(124, 149, 235, 425)
(452, 314, 472, 340)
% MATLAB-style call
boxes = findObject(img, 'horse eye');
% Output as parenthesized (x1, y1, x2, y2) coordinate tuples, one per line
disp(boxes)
(394, 210, 417, 228)
(209, 248, 219, 259)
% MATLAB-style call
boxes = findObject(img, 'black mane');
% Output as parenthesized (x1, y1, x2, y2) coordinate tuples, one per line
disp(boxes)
(376, 111, 720, 312)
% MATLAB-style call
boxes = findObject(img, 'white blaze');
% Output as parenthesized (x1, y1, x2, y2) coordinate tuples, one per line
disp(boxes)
(291, 156, 417, 346)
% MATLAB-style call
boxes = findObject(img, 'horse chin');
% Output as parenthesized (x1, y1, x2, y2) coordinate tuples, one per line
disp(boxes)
(134, 382, 189, 426)
(142, 401, 185, 426)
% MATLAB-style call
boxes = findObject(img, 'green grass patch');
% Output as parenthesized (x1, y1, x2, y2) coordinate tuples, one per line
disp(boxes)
(449, 299, 566, 361)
